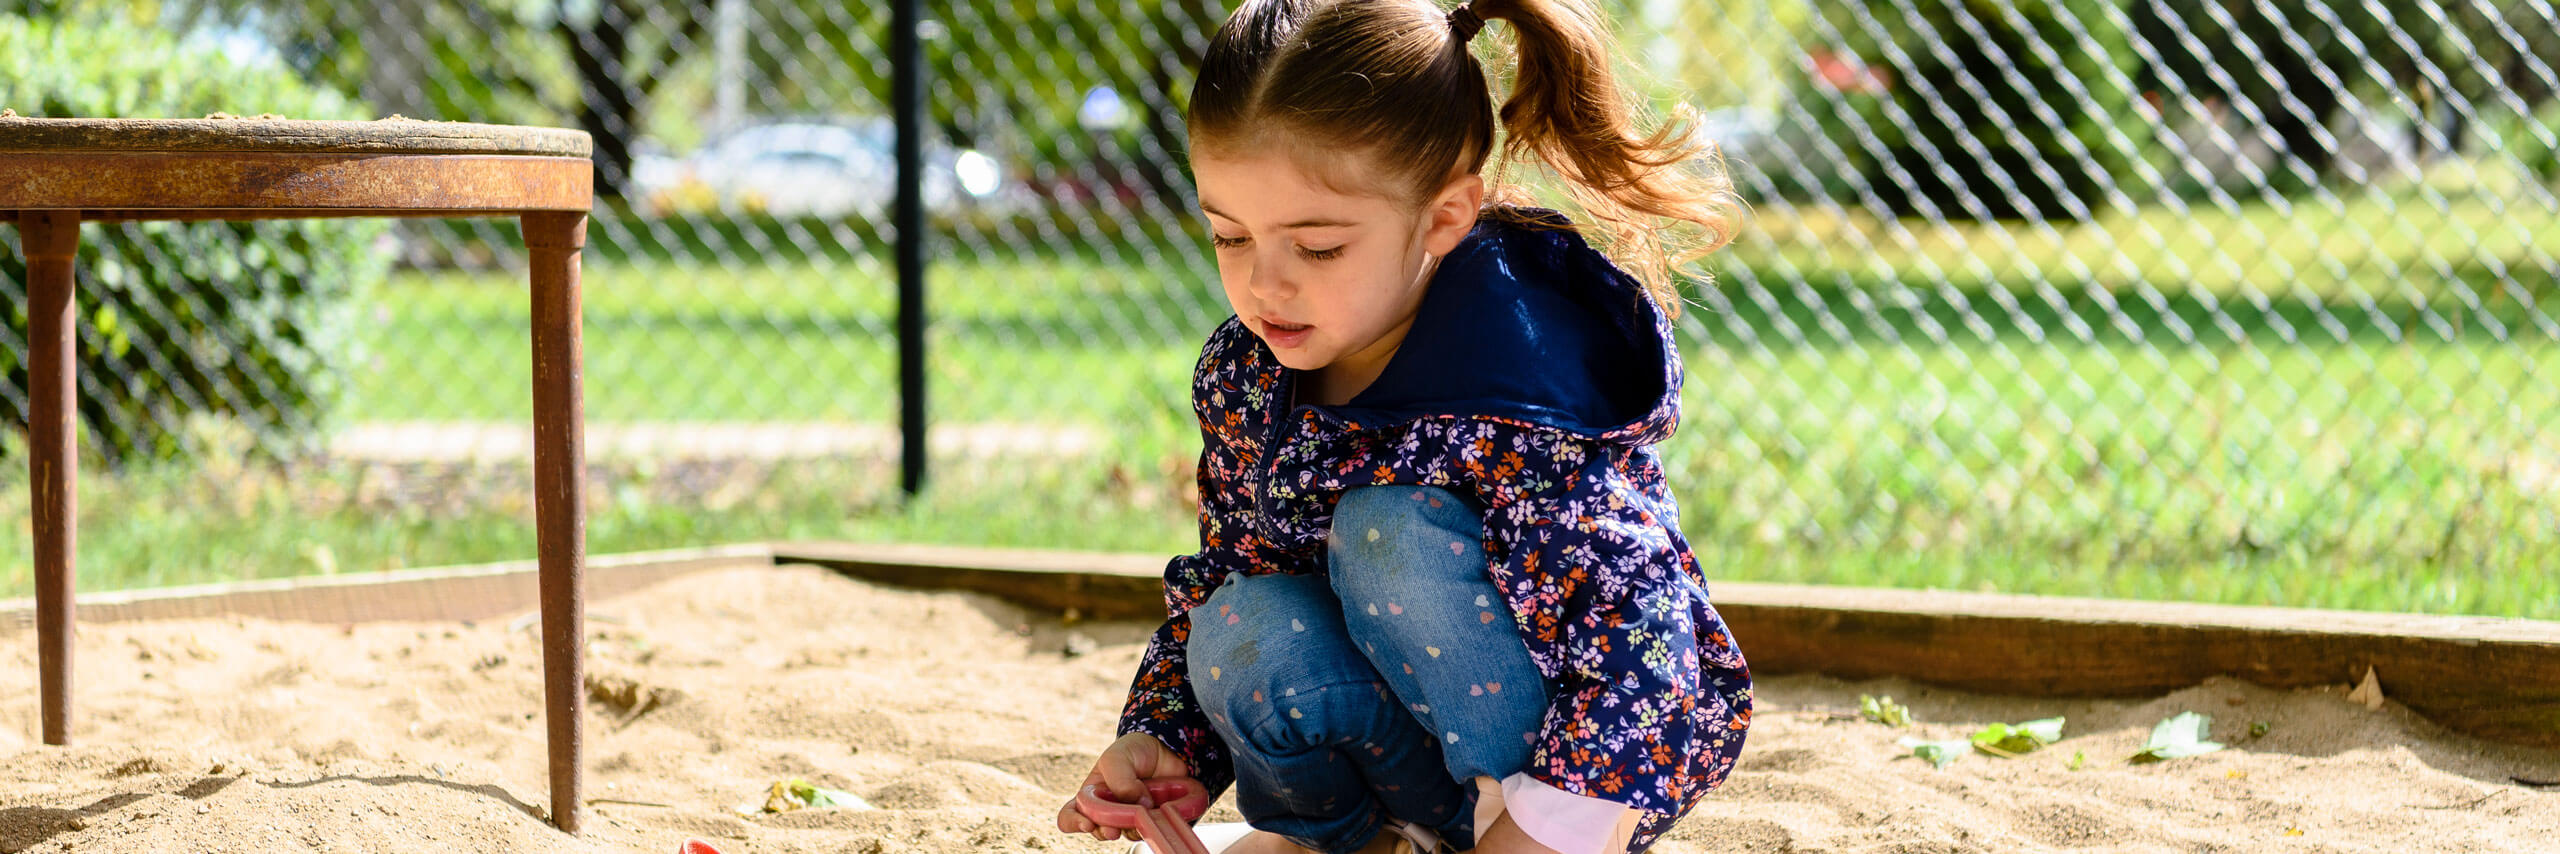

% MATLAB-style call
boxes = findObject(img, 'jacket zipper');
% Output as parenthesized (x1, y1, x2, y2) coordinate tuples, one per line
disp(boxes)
(1253, 368, 1299, 536)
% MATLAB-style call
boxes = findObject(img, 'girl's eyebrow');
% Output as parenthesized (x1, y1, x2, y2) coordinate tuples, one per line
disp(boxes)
(1199, 202, 1359, 230)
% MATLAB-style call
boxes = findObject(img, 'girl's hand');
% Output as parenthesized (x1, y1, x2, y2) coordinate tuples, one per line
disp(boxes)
(1057, 732, 1187, 841)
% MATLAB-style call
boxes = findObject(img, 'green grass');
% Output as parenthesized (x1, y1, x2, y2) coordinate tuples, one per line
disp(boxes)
(0, 450, 1194, 598)
(1669, 184, 2560, 617)
(6, 188, 2555, 622)
(348, 252, 1212, 424)
(1666, 333, 2559, 618)
(1755, 178, 2560, 307)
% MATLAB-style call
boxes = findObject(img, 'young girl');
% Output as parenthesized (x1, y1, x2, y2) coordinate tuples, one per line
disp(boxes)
(1056, 0, 1752, 851)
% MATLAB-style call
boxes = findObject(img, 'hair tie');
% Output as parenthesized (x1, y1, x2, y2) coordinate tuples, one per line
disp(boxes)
(1448, 4, 1485, 43)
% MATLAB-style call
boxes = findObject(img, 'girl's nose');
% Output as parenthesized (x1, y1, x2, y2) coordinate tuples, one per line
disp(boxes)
(1245, 253, 1295, 302)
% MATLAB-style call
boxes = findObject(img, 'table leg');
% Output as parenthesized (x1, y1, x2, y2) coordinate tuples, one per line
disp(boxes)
(522, 210, 588, 834)
(21, 211, 81, 747)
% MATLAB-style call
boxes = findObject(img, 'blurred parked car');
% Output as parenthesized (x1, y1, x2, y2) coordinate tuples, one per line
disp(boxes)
(635, 118, 1015, 218)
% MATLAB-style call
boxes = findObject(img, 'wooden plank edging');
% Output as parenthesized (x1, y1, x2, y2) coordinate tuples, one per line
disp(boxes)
(774, 541, 1169, 622)
(771, 541, 2560, 750)
(0, 544, 768, 628)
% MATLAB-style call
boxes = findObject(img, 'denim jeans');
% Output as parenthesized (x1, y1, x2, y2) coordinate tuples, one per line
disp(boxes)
(1189, 486, 1549, 854)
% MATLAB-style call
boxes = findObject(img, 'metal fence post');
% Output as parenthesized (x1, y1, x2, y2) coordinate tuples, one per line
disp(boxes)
(893, 0, 928, 497)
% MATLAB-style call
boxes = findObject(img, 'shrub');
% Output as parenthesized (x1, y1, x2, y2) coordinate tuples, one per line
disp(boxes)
(0, 13, 390, 463)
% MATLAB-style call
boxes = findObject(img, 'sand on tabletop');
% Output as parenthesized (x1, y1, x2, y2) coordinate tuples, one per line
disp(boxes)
(1, 565, 2554, 853)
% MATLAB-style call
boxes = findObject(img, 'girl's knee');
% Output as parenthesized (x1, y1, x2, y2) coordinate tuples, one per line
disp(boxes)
(1333, 486, 1480, 541)
(1197, 655, 1403, 755)
(1227, 680, 1408, 754)
(1328, 486, 1487, 600)
(1189, 575, 1321, 692)
(1189, 574, 1389, 748)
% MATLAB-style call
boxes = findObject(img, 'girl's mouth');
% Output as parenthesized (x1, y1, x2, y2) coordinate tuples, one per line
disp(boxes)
(1261, 317, 1313, 348)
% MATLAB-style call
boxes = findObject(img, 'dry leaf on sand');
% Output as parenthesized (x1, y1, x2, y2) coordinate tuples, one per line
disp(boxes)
(2348, 666, 2386, 711)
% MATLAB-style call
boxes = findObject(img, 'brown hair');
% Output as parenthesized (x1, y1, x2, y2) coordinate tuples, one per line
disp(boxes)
(1186, 0, 1740, 310)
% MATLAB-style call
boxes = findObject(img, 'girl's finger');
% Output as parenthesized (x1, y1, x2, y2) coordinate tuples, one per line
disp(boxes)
(1099, 761, 1147, 802)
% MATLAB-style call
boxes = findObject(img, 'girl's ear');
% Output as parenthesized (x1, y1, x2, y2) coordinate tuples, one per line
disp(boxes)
(1420, 172, 1485, 257)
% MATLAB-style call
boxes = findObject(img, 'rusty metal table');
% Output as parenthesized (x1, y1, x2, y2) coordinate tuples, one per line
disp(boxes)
(0, 116, 598, 834)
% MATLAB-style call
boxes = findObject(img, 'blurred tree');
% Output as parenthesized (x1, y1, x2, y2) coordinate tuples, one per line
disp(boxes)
(1793, 0, 2142, 221)
(179, 0, 1221, 211)
(177, 0, 695, 199)
(927, 0, 1219, 220)
(0, 0, 161, 20)
(2419, 1, 2560, 155)
(2128, 0, 2560, 184)
(558, 0, 706, 199)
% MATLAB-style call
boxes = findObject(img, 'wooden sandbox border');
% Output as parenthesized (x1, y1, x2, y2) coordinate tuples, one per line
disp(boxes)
(772, 542, 2560, 752)
(0, 545, 768, 627)
(4, 541, 2554, 751)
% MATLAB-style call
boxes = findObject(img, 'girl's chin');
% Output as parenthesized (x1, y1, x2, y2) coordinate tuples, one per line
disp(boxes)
(1269, 351, 1333, 372)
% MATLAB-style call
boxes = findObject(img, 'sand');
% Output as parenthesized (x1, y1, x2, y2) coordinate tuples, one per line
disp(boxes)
(1, 564, 2553, 853)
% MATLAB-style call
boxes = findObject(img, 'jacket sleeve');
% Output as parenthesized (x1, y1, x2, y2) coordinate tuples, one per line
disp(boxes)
(1113, 335, 1261, 798)
(1472, 441, 1752, 817)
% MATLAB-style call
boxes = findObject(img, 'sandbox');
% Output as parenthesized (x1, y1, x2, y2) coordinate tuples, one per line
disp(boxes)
(1, 547, 2553, 853)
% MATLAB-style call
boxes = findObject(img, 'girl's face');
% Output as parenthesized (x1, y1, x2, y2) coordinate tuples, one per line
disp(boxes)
(1192, 147, 1482, 401)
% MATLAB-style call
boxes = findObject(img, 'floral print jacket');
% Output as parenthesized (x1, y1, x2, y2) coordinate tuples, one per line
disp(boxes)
(1117, 211, 1753, 850)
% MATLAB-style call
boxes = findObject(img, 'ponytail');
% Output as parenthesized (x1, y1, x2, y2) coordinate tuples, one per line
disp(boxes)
(1466, 0, 1739, 312)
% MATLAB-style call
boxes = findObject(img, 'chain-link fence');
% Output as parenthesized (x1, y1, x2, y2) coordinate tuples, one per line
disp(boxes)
(5, 0, 2557, 615)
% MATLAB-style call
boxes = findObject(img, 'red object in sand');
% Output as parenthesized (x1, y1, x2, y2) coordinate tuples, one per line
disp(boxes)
(678, 840, 727, 854)
(1134, 795, 1212, 854)
(1078, 776, 1212, 854)
(1076, 776, 1209, 828)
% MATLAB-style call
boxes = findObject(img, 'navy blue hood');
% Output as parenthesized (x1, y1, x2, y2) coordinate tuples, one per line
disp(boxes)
(1321, 211, 1682, 446)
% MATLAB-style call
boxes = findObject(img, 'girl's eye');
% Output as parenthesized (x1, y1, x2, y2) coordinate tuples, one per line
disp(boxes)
(1209, 232, 1336, 259)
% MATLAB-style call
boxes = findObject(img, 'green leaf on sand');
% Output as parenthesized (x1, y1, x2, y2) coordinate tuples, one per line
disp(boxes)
(1861, 694, 1914, 727)
(790, 779, 867, 810)
(747, 778, 874, 814)
(1898, 736, 1972, 768)
(1970, 717, 2065, 756)
(1897, 717, 2064, 767)
(2130, 712, 2225, 763)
